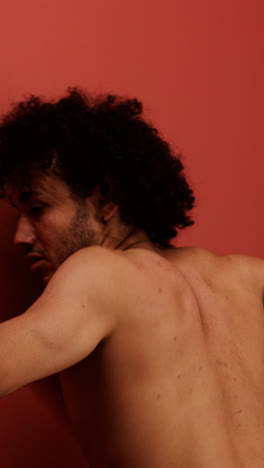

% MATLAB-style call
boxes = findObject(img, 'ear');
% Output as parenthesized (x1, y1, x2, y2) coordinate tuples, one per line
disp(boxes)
(91, 186, 118, 222)
(102, 203, 118, 222)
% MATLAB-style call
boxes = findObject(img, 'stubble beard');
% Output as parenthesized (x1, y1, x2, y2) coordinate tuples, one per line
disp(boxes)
(43, 205, 99, 284)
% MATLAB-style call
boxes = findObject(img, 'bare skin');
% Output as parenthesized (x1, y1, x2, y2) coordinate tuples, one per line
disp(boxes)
(4, 168, 264, 467)
(59, 246, 264, 468)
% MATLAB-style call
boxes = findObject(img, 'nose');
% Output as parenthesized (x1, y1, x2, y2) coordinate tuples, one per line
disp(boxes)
(13, 216, 36, 247)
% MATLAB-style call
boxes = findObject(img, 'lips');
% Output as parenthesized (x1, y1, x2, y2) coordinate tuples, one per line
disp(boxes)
(28, 255, 45, 263)
(29, 258, 47, 272)
(27, 255, 47, 271)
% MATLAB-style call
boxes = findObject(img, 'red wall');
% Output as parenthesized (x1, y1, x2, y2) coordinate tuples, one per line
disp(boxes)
(0, 1, 263, 466)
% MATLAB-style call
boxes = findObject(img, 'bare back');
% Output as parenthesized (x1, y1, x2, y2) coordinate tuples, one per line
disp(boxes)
(60, 247, 264, 467)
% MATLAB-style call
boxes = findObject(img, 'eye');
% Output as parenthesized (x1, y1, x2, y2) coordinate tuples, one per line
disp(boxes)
(30, 205, 45, 217)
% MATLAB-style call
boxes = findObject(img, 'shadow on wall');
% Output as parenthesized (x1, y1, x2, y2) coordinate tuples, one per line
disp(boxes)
(0, 205, 44, 322)
(0, 205, 89, 468)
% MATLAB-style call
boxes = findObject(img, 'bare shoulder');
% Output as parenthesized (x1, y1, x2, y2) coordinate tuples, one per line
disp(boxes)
(170, 246, 264, 284)
(165, 246, 218, 269)
(54, 245, 139, 307)
(215, 249, 264, 273)
(39, 245, 126, 318)
(172, 245, 264, 268)
(56, 245, 133, 281)
(221, 251, 264, 287)
(60, 245, 264, 294)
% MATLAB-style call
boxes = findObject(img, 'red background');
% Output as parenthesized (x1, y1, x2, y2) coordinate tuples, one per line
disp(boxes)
(0, 1, 263, 466)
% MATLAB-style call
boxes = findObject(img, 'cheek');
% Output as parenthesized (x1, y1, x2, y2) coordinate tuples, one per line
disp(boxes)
(36, 216, 61, 238)
(35, 224, 60, 254)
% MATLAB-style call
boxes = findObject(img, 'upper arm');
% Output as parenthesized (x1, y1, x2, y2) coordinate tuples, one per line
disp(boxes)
(0, 247, 118, 397)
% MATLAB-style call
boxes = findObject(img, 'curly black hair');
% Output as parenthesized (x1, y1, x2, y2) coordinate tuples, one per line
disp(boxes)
(0, 87, 195, 248)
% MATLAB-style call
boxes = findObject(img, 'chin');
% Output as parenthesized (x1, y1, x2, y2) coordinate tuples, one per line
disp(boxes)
(41, 270, 54, 285)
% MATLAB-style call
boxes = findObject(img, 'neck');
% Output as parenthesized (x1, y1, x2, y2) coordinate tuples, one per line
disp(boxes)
(115, 231, 150, 251)
(100, 224, 155, 252)
(97, 210, 161, 253)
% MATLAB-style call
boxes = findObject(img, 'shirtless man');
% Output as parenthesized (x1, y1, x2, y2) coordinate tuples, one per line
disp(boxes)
(0, 88, 263, 467)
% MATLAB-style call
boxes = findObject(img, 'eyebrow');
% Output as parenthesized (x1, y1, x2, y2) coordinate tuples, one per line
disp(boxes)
(8, 190, 45, 206)
(19, 191, 42, 203)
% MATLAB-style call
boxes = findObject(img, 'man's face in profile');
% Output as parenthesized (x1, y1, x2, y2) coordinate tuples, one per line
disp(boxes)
(6, 169, 100, 284)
